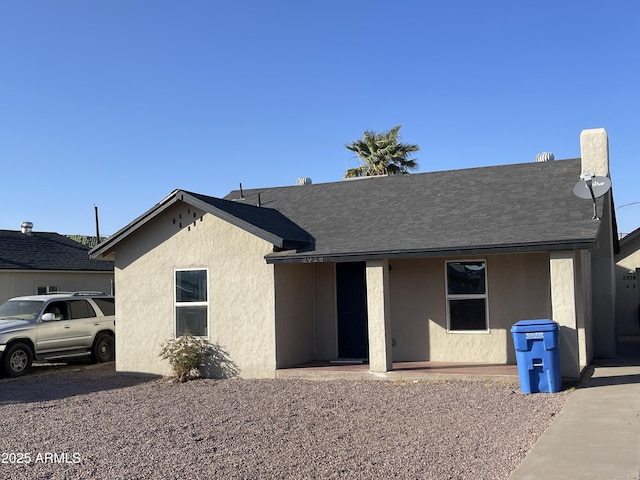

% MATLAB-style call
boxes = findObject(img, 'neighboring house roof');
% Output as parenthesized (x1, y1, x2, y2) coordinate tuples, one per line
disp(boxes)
(620, 226, 640, 249)
(617, 226, 640, 261)
(91, 158, 613, 264)
(0, 230, 114, 271)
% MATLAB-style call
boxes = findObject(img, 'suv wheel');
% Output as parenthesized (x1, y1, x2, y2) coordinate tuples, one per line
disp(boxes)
(91, 333, 114, 363)
(2, 342, 33, 378)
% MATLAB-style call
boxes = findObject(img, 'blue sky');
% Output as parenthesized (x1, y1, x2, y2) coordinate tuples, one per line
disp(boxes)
(1, 1, 639, 237)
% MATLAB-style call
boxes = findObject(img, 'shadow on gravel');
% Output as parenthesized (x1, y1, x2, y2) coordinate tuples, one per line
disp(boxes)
(0, 363, 158, 404)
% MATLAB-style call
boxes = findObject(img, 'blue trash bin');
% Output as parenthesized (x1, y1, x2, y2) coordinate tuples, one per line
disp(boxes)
(511, 320, 561, 394)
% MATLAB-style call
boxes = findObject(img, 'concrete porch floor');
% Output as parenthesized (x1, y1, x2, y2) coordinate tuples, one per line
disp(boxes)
(276, 360, 519, 382)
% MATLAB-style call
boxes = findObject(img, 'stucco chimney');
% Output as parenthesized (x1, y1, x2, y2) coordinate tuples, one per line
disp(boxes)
(580, 128, 609, 177)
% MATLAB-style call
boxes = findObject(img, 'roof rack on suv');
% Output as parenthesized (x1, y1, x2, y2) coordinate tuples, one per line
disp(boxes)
(72, 291, 106, 296)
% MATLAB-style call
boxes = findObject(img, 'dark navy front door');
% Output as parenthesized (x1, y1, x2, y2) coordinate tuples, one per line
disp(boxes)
(336, 262, 368, 359)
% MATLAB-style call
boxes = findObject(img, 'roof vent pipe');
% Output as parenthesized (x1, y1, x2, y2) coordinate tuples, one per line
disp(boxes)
(21, 221, 33, 235)
(536, 152, 555, 162)
(296, 177, 312, 185)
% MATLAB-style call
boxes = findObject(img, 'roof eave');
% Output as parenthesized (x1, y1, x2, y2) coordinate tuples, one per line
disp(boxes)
(179, 192, 292, 248)
(264, 239, 598, 264)
(89, 190, 310, 259)
(90, 192, 182, 259)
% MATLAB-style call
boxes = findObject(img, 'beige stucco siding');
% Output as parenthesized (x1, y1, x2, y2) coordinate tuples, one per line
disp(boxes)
(366, 260, 393, 372)
(114, 202, 276, 378)
(311, 262, 337, 360)
(390, 253, 551, 364)
(550, 251, 581, 379)
(274, 262, 338, 364)
(274, 263, 314, 368)
(590, 194, 617, 357)
(616, 236, 640, 335)
(0, 271, 113, 304)
(388, 258, 436, 361)
(576, 249, 594, 369)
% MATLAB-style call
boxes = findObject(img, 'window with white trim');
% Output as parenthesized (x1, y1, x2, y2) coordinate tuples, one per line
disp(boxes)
(446, 260, 488, 331)
(175, 269, 208, 337)
(37, 285, 59, 295)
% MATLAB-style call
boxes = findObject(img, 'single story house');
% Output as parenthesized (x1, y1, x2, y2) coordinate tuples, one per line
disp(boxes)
(90, 128, 618, 381)
(615, 227, 640, 335)
(0, 222, 115, 304)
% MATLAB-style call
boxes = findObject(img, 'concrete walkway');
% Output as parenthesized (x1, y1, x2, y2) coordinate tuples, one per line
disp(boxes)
(510, 336, 640, 480)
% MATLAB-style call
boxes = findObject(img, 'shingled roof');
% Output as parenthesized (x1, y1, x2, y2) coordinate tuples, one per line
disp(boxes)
(221, 158, 606, 263)
(90, 158, 611, 264)
(89, 189, 314, 260)
(0, 230, 114, 271)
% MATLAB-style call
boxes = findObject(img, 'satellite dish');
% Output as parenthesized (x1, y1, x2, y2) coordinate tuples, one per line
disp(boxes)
(572, 174, 612, 220)
(572, 176, 611, 199)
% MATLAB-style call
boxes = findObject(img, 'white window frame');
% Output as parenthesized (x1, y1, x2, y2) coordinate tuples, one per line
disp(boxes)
(37, 285, 59, 295)
(174, 268, 209, 338)
(445, 259, 489, 333)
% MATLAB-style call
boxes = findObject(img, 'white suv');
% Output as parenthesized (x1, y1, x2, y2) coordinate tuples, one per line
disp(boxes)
(0, 292, 115, 377)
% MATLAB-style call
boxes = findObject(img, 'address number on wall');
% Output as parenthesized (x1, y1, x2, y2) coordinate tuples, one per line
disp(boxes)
(303, 257, 324, 263)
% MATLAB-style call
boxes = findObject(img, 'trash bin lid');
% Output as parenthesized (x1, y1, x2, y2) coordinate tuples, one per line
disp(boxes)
(511, 319, 558, 333)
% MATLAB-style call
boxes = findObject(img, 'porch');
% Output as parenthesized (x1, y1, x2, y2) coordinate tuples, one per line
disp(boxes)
(276, 360, 519, 382)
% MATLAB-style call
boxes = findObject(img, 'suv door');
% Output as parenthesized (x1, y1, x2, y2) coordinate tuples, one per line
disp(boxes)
(36, 300, 71, 352)
(66, 299, 100, 347)
(36, 299, 98, 353)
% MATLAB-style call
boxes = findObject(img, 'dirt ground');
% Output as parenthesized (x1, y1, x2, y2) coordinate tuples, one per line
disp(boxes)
(0, 364, 569, 480)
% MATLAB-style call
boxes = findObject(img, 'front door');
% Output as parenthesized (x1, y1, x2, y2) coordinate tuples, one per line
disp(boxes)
(336, 262, 368, 359)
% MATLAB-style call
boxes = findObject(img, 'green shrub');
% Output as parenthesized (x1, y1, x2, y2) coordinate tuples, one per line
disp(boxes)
(159, 331, 211, 382)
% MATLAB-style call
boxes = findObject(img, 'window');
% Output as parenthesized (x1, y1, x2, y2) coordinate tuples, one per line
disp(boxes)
(0, 301, 44, 321)
(44, 301, 68, 320)
(175, 269, 208, 337)
(69, 300, 96, 319)
(446, 260, 488, 331)
(37, 285, 59, 295)
(92, 298, 115, 316)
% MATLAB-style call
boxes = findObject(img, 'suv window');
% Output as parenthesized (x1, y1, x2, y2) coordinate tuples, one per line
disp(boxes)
(92, 298, 115, 316)
(69, 300, 96, 319)
(0, 300, 44, 321)
(44, 301, 68, 320)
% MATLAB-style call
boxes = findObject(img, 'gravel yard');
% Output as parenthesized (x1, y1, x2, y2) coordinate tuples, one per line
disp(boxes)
(0, 365, 569, 480)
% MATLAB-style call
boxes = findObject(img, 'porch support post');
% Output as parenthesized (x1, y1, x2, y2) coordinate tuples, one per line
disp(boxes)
(550, 251, 581, 380)
(365, 259, 392, 373)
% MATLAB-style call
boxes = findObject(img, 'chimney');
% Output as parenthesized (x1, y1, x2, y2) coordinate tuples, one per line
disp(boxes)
(21, 221, 33, 235)
(580, 128, 609, 178)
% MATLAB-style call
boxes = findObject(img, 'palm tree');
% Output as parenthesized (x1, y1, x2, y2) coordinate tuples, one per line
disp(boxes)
(344, 125, 420, 178)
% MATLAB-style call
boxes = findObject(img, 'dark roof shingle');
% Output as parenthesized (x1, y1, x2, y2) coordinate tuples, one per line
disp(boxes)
(222, 158, 604, 262)
(0, 230, 114, 271)
(90, 158, 609, 264)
